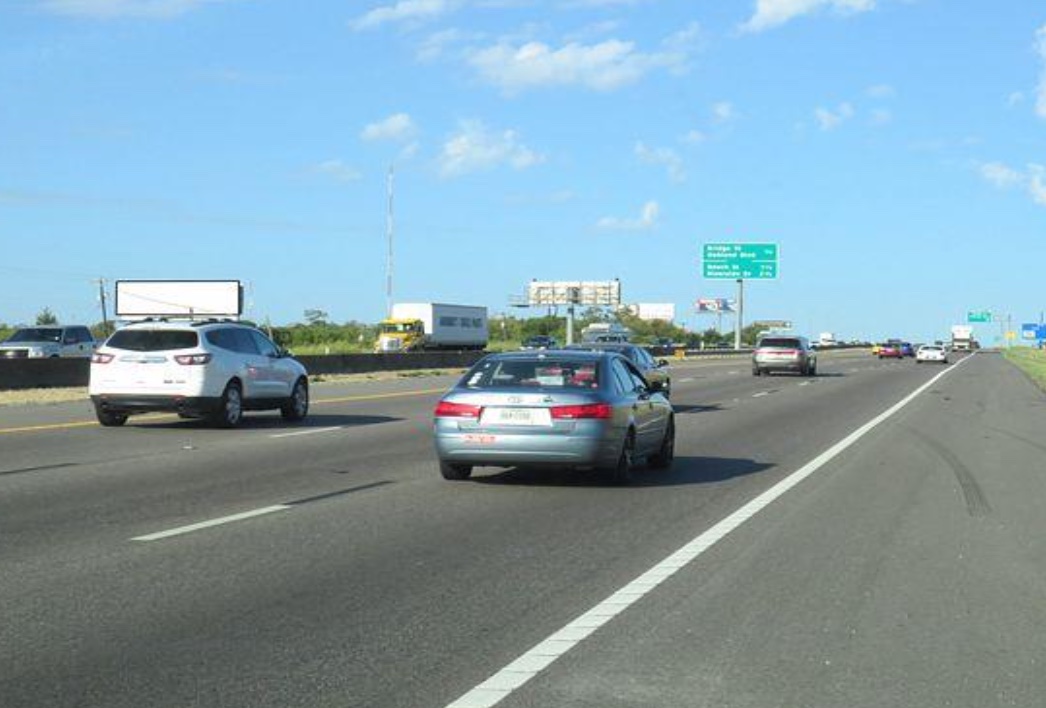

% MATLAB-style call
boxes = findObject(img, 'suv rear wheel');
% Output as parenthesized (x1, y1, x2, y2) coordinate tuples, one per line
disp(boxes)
(281, 378, 309, 421)
(95, 407, 128, 427)
(210, 381, 243, 428)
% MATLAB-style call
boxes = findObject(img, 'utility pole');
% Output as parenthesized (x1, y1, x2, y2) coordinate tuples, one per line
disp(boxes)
(97, 278, 110, 336)
(385, 164, 395, 318)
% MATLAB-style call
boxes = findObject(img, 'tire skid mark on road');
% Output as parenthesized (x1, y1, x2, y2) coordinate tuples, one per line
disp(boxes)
(0, 461, 79, 476)
(905, 427, 992, 518)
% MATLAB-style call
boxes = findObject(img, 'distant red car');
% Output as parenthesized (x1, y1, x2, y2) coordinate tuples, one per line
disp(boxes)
(878, 343, 903, 359)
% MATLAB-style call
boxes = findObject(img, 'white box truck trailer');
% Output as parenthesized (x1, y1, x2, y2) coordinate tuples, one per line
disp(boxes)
(375, 303, 488, 352)
(950, 325, 974, 351)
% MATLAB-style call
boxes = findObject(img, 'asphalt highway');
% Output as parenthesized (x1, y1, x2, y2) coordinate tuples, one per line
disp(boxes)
(2, 349, 1044, 707)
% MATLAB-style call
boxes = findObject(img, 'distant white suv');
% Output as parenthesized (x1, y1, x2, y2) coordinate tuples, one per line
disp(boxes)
(0, 325, 97, 359)
(89, 320, 309, 428)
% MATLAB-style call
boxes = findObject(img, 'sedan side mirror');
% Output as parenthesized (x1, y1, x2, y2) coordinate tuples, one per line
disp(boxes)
(657, 359, 669, 367)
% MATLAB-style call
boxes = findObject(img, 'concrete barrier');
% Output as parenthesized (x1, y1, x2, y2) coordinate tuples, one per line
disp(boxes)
(0, 359, 91, 390)
(0, 351, 488, 391)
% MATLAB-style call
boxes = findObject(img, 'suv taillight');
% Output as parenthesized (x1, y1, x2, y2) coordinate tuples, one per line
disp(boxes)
(91, 352, 114, 364)
(434, 401, 483, 418)
(174, 353, 212, 365)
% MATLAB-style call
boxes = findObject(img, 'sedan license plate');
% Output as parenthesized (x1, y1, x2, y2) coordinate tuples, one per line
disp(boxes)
(484, 407, 552, 427)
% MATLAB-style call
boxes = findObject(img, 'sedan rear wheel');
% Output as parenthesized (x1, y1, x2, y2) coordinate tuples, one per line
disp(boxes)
(439, 461, 473, 480)
(605, 432, 636, 485)
(649, 420, 675, 470)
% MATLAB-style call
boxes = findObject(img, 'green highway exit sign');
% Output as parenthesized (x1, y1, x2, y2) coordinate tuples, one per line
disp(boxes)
(702, 243, 779, 279)
(967, 310, 992, 323)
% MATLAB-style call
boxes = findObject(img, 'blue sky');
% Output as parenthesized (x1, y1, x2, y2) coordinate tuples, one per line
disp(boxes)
(2, 0, 1045, 344)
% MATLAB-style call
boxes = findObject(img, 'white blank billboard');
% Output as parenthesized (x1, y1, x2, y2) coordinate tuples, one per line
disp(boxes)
(115, 280, 243, 318)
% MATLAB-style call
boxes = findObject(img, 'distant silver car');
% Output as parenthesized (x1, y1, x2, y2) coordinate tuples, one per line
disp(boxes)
(752, 335, 817, 376)
(433, 350, 674, 483)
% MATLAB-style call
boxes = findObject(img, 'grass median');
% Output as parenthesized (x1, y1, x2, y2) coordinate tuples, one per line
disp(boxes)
(1003, 347, 1046, 390)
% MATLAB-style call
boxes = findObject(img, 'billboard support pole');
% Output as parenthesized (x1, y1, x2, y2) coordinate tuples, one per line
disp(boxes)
(734, 279, 745, 350)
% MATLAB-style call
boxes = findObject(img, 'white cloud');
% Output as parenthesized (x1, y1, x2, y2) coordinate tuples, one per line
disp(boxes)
(350, 0, 458, 32)
(1035, 24, 1046, 119)
(814, 102, 854, 130)
(869, 108, 892, 126)
(416, 28, 476, 62)
(980, 162, 1023, 189)
(866, 84, 895, 98)
(309, 160, 363, 183)
(361, 113, 418, 142)
(712, 101, 735, 123)
(597, 201, 660, 231)
(635, 142, 685, 182)
(1008, 91, 1026, 108)
(1028, 164, 1046, 204)
(438, 120, 545, 177)
(977, 161, 1046, 206)
(37, 0, 221, 19)
(741, 0, 876, 33)
(681, 129, 706, 145)
(466, 23, 701, 94)
(562, 0, 650, 7)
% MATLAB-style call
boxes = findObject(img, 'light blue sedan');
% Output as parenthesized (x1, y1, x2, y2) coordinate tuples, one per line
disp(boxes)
(433, 350, 674, 484)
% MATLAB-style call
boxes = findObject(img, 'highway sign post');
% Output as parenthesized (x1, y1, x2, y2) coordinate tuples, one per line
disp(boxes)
(701, 242, 779, 349)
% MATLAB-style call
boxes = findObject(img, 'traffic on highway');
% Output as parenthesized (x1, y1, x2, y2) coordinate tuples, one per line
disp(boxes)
(7, 346, 1046, 708)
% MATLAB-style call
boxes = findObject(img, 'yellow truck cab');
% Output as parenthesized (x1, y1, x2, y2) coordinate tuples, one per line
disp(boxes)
(375, 318, 425, 352)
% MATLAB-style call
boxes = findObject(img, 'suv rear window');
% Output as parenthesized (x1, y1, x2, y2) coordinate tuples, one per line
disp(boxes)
(758, 338, 801, 348)
(106, 330, 198, 352)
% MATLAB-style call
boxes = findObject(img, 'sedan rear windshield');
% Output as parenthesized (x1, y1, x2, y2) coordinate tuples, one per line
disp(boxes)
(758, 338, 801, 348)
(106, 330, 199, 352)
(462, 358, 600, 389)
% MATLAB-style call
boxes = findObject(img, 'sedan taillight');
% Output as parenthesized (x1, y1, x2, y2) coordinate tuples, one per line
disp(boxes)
(174, 353, 212, 365)
(550, 403, 613, 420)
(91, 352, 114, 364)
(434, 401, 483, 418)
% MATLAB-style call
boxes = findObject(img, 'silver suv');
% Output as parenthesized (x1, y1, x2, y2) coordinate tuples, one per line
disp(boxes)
(89, 320, 309, 427)
(752, 335, 817, 377)
(0, 325, 97, 359)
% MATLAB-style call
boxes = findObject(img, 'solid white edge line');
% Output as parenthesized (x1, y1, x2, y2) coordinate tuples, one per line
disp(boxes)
(270, 426, 343, 439)
(131, 505, 291, 542)
(444, 355, 972, 708)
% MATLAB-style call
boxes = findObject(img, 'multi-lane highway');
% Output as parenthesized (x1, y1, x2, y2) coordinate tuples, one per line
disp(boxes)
(3, 349, 1045, 707)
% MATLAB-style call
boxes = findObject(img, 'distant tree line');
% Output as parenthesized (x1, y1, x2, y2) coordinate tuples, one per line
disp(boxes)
(0, 307, 765, 350)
